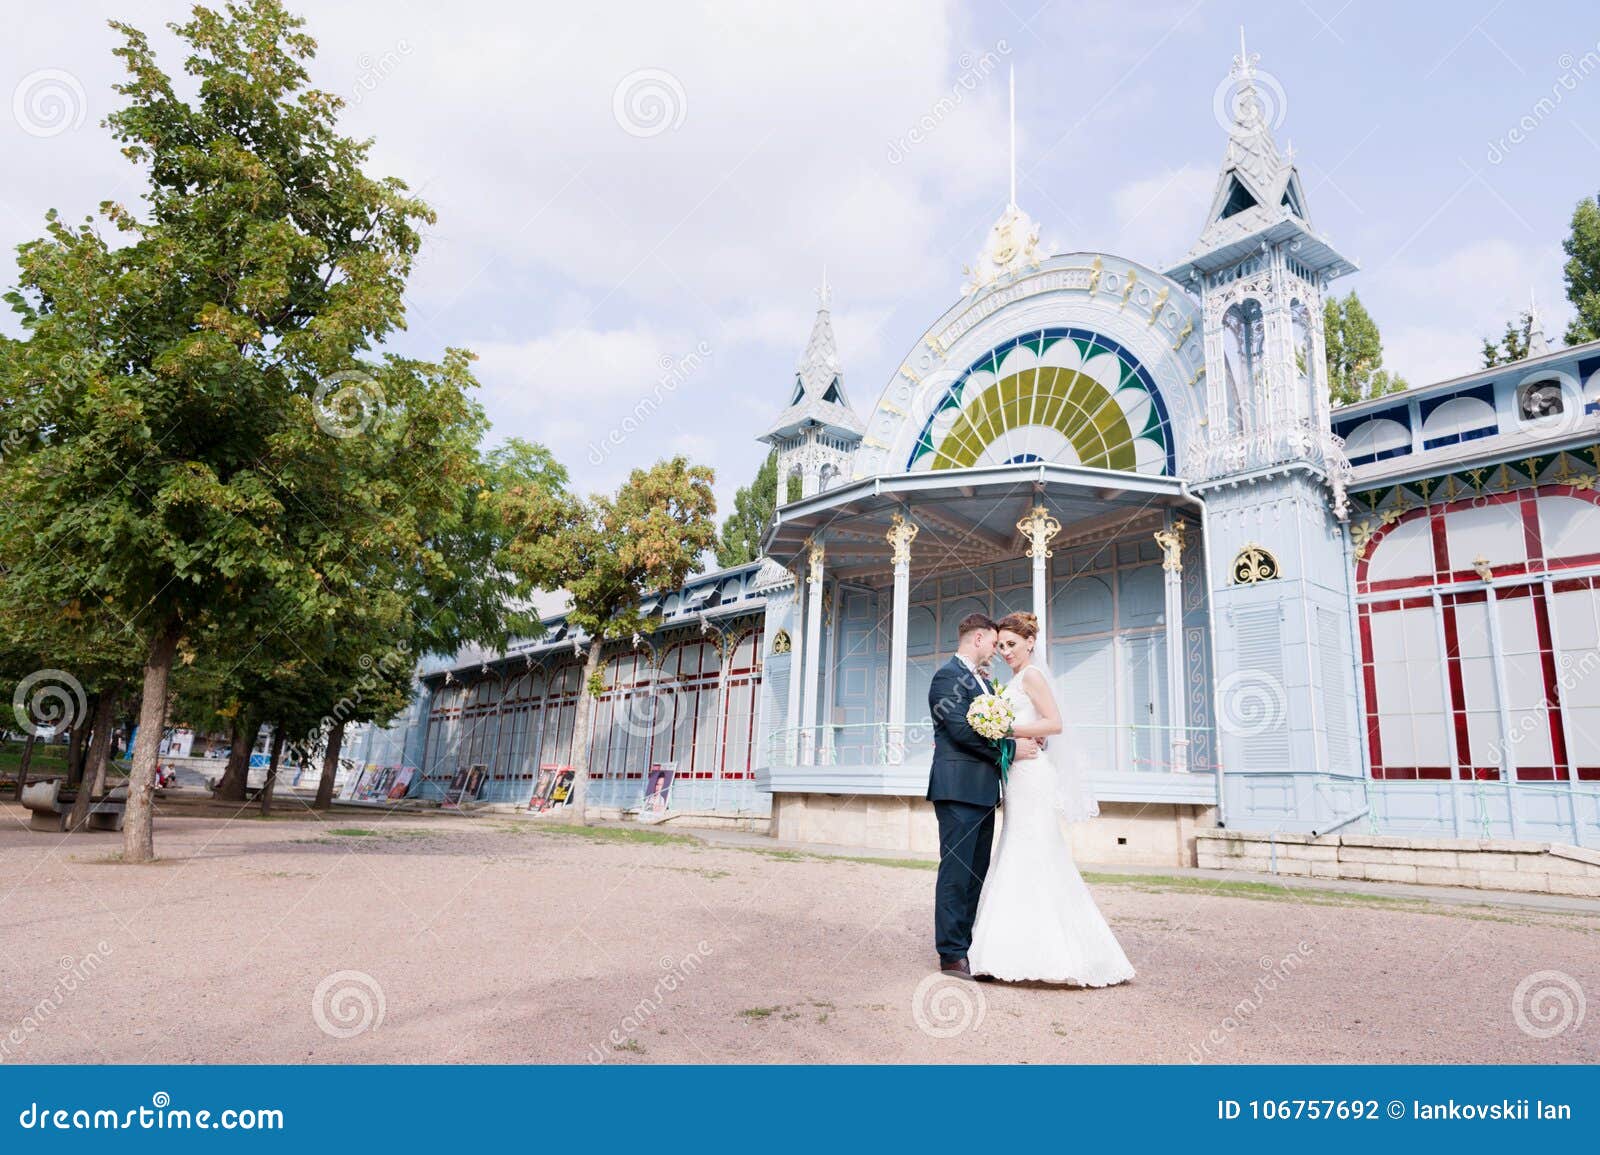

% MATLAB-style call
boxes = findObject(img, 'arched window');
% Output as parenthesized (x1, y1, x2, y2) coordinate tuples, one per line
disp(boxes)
(720, 630, 764, 780)
(1290, 298, 1316, 415)
(1221, 299, 1264, 433)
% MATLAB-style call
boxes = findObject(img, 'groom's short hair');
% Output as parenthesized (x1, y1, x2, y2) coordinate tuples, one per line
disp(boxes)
(956, 612, 998, 639)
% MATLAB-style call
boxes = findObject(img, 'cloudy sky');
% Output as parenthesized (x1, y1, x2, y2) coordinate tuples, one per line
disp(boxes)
(6, 1, 1597, 516)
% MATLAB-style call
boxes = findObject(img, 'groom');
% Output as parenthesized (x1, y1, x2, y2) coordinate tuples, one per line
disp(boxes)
(927, 613, 1039, 979)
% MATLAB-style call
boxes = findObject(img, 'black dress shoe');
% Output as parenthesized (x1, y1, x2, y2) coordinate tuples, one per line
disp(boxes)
(939, 957, 975, 980)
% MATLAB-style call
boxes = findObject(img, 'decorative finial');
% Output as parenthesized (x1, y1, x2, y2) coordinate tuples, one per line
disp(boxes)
(817, 265, 831, 310)
(1008, 65, 1017, 208)
(1233, 25, 1256, 80)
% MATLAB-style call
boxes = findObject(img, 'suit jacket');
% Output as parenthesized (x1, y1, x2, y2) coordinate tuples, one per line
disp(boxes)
(926, 655, 1014, 807)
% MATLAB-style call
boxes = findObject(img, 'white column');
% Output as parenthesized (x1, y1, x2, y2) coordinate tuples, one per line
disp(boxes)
(784, 574, 805, 765)
(1016, 504, 1062, 643)
(1154, 517, 1190, 773)
(886, 513, 918, 764)
(800, 539, 826, 765)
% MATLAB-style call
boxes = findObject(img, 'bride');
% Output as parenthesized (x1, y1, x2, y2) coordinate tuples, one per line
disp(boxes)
(968, 611, 1136, 986)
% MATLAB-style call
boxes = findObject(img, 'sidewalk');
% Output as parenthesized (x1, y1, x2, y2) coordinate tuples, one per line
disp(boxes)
(663, 821, 1600, 917)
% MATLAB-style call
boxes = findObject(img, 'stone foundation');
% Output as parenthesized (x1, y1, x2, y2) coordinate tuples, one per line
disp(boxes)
(769, 792, 1217, 867)
(1196, 829, 1600, 898)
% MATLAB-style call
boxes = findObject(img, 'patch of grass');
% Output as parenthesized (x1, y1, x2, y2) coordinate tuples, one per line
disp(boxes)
(839, 855, 936, 871)
(737, 1006, 780, 1020)
(1086, 871, 1600, 931)
(528, 819, 697, 844)
(611, 1038, 645, 1054)
(815, 1012, 831, 1024)
(328, 827, 380, 837)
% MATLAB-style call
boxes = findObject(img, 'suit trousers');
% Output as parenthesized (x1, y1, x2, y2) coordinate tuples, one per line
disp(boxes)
(932, 798, 997, 962)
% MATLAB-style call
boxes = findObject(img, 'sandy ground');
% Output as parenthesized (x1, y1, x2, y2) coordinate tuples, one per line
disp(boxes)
(1, 798, 1597, 1065)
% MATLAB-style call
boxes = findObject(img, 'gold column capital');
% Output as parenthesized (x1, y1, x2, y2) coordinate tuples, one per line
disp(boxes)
(1153, 519, 1186, 573)
(805, 537, 825, 585)
(1016, 504, 1062, 559)
(886, 512, 919, 566)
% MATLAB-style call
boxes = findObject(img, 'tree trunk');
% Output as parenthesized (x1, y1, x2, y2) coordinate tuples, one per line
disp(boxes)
(566, 637, 605, 825)
(214, 713, 259, 802)
(66, 698, 93, 787)
(13, 732, 37, 799)
(260, 725, 285, 817)
(313, 720, 345, 810)
(123, 617, 183, 863)
(67, 688, 120, 832)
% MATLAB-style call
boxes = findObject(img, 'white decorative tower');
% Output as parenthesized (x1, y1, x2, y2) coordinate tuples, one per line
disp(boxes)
(760, 278, 864, 500)
(1167, 28, 1356, 514)
(1167, 32, 1368, 828)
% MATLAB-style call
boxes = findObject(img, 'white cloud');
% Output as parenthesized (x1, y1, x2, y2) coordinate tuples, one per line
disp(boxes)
(1109, 164, 1215, 269)
(1367, 239, 1569, 385)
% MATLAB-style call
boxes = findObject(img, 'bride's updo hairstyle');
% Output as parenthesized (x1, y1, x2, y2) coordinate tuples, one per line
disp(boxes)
(996, 611, 1038, 640)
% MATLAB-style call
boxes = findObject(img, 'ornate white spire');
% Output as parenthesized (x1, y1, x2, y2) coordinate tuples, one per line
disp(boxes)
(962, 66, 1045, 296)
(760, 282, 863, 446)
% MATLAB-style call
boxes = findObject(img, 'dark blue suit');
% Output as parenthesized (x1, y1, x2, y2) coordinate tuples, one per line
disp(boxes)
(926, 655, 1013, 962)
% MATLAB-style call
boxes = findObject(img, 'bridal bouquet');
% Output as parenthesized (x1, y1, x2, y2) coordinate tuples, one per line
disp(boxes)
(967, 692, 1016, 783)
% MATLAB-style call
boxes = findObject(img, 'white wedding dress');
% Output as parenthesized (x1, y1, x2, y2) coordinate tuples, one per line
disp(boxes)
(968, 665, 1136, 986)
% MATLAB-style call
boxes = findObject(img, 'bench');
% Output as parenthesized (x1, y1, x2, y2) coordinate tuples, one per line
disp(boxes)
(20, 780, 128, 832)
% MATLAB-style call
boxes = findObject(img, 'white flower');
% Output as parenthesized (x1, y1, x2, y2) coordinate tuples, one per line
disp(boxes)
(966, 692, 1015, 741)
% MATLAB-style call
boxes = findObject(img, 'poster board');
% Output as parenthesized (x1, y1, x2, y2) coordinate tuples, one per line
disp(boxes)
(529, 764, 573, 812)
(442, 764, 487, 808)
(642, 761, 677, 814)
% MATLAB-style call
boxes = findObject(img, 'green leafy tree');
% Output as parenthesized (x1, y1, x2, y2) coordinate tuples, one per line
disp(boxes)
(1563, 193, 1600, 345)
(1324, 291, 1408, 406)
(714, 450, 800, 567)
(1481, 312, 1536, 367)
(504, 457, 716, 824)
(0, 2, 458, 861)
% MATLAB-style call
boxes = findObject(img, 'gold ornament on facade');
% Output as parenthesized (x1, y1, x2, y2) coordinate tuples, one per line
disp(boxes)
(771, 629, 792, 655)
(1230, 543, 1281, 584)
(1017, 505, 1063, 559)
(1153, 520, 1186, 573)
(886, 512, 919, 566)
(1148, 286, 1169, 325)
(1087, 256, 1103, 295)
(806, 538, 825, 585)
(1472, 555, 1494, 582)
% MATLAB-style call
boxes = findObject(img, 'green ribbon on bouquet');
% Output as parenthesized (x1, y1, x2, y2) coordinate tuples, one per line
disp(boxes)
(994, 737, 1013, 785)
